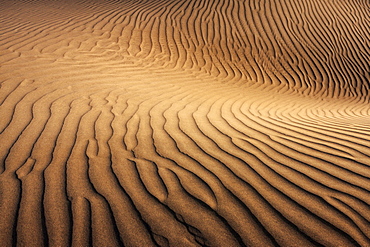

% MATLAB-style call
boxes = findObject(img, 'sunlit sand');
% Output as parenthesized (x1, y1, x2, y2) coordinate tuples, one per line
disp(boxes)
(1, 0, 369, 246)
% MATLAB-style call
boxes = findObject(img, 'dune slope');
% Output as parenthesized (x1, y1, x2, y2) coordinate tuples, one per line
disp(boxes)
(1, 0, 370, 246)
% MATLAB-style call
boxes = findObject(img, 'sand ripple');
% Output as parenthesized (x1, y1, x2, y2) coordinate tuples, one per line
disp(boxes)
(1, 0, 370, 246)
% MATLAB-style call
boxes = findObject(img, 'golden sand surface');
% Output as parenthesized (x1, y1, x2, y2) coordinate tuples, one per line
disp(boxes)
(1, 0, 370, 246)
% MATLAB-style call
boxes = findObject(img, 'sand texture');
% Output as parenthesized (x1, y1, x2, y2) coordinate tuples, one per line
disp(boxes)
(1, 0, 370, 246)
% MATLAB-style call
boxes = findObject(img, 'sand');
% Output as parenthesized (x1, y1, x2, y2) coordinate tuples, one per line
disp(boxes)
(0, 0, 369, 246)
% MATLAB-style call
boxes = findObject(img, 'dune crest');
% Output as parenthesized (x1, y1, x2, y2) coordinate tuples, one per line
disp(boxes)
(1, 0, 370, 246)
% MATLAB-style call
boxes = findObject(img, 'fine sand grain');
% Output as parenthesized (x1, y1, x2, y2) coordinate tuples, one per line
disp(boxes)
(1, 0, 370, 246)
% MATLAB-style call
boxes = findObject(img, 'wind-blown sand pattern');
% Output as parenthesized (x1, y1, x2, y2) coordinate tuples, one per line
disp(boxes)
(1, 0, 370, 246)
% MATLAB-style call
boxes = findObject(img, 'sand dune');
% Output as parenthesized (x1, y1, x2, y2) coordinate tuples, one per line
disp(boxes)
(1, 0, 370, 246)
